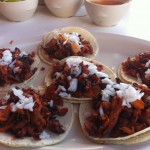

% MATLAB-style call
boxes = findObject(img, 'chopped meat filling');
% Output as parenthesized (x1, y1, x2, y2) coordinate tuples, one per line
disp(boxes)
(122, 51, 150, 87)
(0, 48, 37, 86)
(0, 85, 68, 140)
(84, 83, 150, 138)
(43, 33, 94, 60)
(51, 58, 106, 98)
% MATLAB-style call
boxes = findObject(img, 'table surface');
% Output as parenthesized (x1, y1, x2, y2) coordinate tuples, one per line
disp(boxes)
(0, 0, 150, 43)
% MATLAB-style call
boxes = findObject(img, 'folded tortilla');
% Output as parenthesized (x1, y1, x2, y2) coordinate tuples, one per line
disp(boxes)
(44, 56, 116, 103)
(79, 102, 150, 145)
(118, 60, 142, 85)
(0, 55, 40, 94)
(0, 86, 74, 147)
(38, 26, 99, 64)
(117, 53, 149, 84)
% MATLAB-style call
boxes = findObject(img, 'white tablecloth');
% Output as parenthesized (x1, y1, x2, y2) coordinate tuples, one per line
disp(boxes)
(0, 0, 150, 43)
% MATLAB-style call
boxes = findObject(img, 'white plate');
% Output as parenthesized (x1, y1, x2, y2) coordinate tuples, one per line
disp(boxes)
(1, 33, 150, 150)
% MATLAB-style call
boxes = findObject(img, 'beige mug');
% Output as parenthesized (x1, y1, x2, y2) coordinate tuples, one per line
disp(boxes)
(44, 0, 84, 18)
(85, 0, 131, 27)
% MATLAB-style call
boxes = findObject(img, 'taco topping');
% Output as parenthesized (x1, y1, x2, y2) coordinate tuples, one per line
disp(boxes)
(84, 80, 150, 138)
(42, 32, 94, 60)
(51, 57, 111, 99)
(0, 86, 68, 140)
(121, 51, 150, 87)
(0, 48, 37, 86)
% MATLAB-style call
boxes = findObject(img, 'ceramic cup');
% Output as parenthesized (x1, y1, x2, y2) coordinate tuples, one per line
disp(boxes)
(44, 0, 84, 18)
(85, 0, 131, 27)
(0, 0, 38, 22)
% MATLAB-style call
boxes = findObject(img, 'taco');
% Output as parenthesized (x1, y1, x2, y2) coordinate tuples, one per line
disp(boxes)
(0, 47, 40, 93)
(38, 26, 99, 64)
(0, 85, 74, 147)
(79, 81, 150, 145)
(118, 51, 150, 87)
(44, 56, 116, 103)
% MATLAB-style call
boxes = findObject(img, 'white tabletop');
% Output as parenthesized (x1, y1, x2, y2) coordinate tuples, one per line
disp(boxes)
(0, 0, 150, 43)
